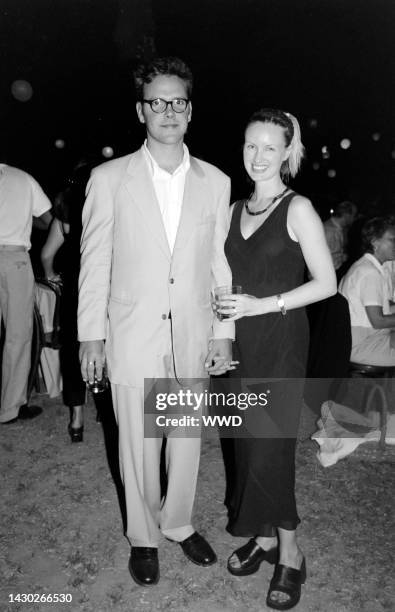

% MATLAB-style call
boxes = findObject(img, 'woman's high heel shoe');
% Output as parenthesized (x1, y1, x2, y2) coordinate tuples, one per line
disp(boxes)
(68, 424, 84, 443)
(227, 538, 278, 576)
(266, 557, 306, 610)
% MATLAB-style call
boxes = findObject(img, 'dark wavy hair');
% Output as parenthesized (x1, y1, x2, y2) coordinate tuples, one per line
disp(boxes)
(133, 56, 193, 100)
(245, 108, 305, 179)
(361, 216, 395, 253)
(333, 200, 357, 217)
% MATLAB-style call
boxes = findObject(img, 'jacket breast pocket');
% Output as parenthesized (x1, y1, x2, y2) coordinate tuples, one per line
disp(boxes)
(109, 293, 135, 306)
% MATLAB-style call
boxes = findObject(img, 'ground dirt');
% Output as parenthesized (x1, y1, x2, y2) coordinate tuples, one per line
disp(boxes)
(1, 391, 394, 612)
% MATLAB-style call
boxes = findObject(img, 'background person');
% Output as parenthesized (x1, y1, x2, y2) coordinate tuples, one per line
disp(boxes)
(339, 216, 395, 366)
(323, 200, 357, 280)
(0, 163, 52, 423)
(41, 163, 93, 442)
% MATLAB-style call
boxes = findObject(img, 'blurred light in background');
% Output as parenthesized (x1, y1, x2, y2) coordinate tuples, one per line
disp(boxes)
(340, 138, 351, 150)
(102, 146, 114, 158)
(308, 118, 318, 128)
(321, 146, 330, 159)
(312, 162, 320, 170)
(11, 79, 33, 102)
(54, 139, 65, 149)
(328, 169, 336, 178)
(372, 132, 381, 141)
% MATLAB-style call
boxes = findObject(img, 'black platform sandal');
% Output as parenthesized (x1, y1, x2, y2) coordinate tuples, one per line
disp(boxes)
(227, 538, 278, 576)
(266, 557, 306, 610)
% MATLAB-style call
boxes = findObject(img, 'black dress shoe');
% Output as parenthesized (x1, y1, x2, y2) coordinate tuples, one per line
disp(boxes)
(227, 538, 278, 576)
(68, 424, 84, 443)
(4, 404, 42, 423)
(19, 404, 42, 419)
(128, 547, 159, 586)
(179, 532, 217, 566)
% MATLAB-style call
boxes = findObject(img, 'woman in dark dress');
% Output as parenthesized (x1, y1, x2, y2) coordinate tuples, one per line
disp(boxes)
(216, 109, 336, 610)
(41, 165, 90, 442)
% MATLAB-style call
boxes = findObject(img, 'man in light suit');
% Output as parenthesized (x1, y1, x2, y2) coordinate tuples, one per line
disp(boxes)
(78, 57, 234, 586)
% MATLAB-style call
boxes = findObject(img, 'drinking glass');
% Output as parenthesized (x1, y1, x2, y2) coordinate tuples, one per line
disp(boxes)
(213, 285, 242, 321)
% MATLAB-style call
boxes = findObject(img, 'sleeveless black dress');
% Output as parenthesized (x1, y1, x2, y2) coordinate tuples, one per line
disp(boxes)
(57, 199, 86, 408)
(224, 192, 309, 536)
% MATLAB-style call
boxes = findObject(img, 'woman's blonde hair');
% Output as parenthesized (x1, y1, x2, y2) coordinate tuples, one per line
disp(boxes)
(246, 108, 305, 179)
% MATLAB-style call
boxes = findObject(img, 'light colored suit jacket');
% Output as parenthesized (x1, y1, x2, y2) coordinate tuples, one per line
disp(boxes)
(78, 147, 234, 387)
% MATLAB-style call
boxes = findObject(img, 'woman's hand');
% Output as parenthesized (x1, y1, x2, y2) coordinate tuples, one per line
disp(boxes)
(206, 357, 239, 375)
(205, 338, 239, 375)
(215, 293, 265, 320)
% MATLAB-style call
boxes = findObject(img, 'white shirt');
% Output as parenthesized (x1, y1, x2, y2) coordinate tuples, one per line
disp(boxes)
(339, 253, 395, 365)
(142, 141, 190, 253)
(0, 164, 51, 249)
(339, 253, 390, 328)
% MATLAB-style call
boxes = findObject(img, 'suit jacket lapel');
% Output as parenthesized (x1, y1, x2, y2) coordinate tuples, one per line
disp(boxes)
(173, 157, 205, 252)
(124, 150, 171, 260)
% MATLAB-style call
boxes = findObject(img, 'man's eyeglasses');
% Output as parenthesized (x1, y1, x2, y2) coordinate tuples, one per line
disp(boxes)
(142, 98, 189, 114)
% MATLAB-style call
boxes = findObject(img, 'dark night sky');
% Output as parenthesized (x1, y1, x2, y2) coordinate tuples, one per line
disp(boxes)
(1, 0, 394, 212)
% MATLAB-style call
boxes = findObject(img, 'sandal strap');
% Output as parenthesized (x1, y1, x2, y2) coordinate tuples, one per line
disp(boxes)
(236, 538, 263, 560)
(235, 538, 275, 563)
(270, 561, 306, 593)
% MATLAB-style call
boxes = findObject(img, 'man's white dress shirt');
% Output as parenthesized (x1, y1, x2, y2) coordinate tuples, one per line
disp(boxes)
(143, 141, 190, 253)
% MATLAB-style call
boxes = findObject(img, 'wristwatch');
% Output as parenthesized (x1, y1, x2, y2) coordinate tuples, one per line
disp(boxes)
(276, 294, 287, 316)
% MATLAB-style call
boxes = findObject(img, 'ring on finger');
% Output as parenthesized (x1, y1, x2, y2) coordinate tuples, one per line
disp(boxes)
(88, 361, 94, 365)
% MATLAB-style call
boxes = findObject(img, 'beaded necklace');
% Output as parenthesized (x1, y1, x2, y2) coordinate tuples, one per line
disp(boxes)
(245, 186, 288, 216)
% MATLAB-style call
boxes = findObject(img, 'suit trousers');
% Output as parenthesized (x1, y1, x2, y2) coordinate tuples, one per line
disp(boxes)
(111, 381, 201, 547)
(0, 251, 34, 422)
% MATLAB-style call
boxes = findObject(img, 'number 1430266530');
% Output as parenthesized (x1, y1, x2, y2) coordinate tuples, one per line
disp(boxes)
(8, 593, 73, 603)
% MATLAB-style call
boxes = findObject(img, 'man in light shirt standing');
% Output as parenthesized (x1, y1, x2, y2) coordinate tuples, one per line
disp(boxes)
(0, 163, 52, 423)
(78, 57, 234, 586)
(324, 200, 357, 279)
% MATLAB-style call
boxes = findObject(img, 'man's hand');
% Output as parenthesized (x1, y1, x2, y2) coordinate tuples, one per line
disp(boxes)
(204, 338, 238, 376)
(79, 340, 105, 384)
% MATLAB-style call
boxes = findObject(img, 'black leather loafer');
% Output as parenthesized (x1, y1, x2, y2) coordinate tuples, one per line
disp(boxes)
(128, 547, 159, 586)
(4, 404, 42, 423)
(19, 404, 42, 419)
(179, 532, 217, 566)
(227, 538, 278, 576)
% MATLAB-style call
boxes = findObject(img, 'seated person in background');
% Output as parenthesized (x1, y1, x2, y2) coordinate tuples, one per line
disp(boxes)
(324, 200, 357, 280)
(339, 216, 395, 366)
